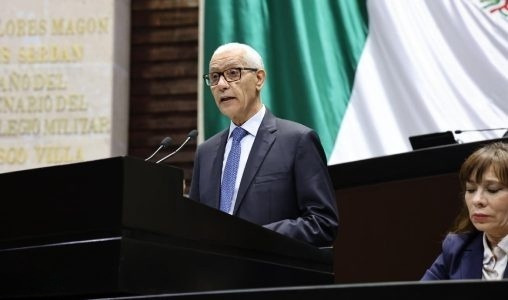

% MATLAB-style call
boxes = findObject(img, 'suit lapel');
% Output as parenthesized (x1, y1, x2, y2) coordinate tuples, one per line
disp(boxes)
(210, 129, 229, 210)
(461, 233, 484, 279)
(233, 110, 277, 214)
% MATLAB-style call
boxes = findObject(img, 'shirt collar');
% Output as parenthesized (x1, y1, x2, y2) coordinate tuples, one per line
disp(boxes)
(483, 234, 494, 264)
(497, 235, 508, 256)
(228, 105, 266, 138)
(483, 233, 508, 263)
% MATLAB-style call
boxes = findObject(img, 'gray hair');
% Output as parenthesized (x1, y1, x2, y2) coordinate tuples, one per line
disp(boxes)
(212, 42, 265, 69)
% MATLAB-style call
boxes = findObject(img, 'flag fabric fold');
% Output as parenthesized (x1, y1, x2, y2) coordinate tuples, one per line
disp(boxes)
(201, 0, 508, 165)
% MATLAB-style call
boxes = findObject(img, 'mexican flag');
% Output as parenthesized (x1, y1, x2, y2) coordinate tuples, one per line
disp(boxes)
(199, 0, 508, 165)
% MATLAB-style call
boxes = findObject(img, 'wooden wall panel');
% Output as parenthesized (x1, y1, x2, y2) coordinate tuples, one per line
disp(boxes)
(129, 0, 199, 193)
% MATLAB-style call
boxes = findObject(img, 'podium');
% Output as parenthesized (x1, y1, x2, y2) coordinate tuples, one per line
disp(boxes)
(0, 157, 333, 298)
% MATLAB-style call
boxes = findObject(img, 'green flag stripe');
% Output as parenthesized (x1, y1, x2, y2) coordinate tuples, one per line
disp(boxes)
(203, 0, 368, 157)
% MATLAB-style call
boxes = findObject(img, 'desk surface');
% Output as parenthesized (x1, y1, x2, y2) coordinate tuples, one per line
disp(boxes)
(328, 138, 507, 188)
(94, 280, 508, 300)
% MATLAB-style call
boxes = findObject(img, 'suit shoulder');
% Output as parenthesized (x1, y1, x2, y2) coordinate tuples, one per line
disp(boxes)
(273, 117, 325, 154)
(275, 118, 314, 135)
(442, 231, 481, 253)
(196, 130, 225, 151)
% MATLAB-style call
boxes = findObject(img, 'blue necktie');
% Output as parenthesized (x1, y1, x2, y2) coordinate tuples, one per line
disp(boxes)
(220, 127, 248, 213)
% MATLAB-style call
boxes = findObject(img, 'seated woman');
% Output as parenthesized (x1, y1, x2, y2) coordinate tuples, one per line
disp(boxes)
(422, 142, 508, 280)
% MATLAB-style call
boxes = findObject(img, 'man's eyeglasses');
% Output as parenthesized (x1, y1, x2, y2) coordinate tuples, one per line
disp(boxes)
(203, 67, 258, 86)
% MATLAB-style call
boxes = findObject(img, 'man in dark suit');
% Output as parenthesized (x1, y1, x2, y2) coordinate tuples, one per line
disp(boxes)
(189, 43, 338, 246)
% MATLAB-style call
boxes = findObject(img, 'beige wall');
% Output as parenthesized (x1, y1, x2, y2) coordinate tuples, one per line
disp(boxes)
(0, 0, 130, 172)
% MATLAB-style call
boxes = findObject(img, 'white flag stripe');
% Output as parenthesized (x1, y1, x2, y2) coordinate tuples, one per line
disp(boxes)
(329, 0, 508, 165)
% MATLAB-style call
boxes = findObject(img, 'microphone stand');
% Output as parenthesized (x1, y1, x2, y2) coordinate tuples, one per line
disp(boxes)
(145, 144, 164, 161)
(156, 130, 198, 164)
(156, 137, 191, 163)
(145, 136, 172, 161)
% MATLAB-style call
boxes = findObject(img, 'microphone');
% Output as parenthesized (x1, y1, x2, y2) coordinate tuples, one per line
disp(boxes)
(156, 129, 198, 164)
(454, 128, 508, 135)
(145, 136, 173, 161)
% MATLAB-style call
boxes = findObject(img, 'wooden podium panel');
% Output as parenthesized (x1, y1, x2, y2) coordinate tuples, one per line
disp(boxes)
(0, 157, 333, 298)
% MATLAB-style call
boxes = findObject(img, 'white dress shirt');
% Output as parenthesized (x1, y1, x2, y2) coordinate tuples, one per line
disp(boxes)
(482, 233, 508, 280)
(221, 105, 266, 214)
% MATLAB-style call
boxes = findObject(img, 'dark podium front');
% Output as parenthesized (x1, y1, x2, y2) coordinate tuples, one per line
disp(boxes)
(0, 157, 332, 298)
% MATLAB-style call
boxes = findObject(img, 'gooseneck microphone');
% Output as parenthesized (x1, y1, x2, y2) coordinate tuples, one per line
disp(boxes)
(156, 129, 198, 164)
(454, 127, 508, 135)
(145, 136, 173, 161)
